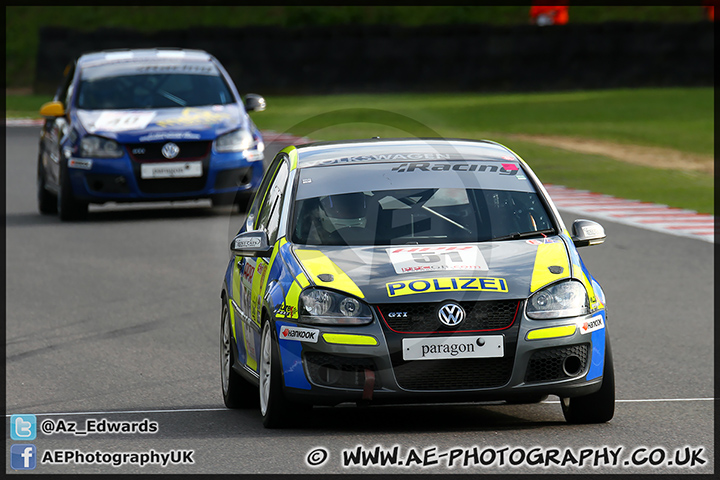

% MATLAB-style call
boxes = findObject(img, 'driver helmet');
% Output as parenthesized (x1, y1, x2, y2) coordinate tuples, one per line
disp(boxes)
(319, 193, 367, 230)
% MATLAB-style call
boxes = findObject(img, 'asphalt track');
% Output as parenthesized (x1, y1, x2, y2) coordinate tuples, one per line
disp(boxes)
(5, 126, 714, 474)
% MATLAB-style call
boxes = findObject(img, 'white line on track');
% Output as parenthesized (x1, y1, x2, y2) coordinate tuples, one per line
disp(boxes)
(5, 398, 714, 417)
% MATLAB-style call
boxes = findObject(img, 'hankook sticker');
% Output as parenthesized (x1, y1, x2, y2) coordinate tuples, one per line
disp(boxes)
(579, 314, 604, 335)
(279, 326, 319, 343)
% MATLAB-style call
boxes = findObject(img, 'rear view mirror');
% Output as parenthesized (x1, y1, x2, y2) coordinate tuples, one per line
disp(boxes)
(244, 94, 266, 112)
(571, 219, 606, 247)
(39, 101, 65, 117)
(230, 230, 272, 257)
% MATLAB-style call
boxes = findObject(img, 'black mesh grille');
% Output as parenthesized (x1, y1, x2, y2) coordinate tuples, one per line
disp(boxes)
(393, 357, 514, 390)
(525, 344, 590, 383)
(126, 141, 211, 162)
(304, 352, 377, 390)
(378, 300, 519, 333)
(85, 174, 131, 194)
(130, 148, 211, 195)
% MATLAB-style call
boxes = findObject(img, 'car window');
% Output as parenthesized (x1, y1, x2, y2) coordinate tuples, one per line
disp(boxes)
(75, 62, 234, 109)
(256, 161, 289, 245)
(291, 162, 554, 246)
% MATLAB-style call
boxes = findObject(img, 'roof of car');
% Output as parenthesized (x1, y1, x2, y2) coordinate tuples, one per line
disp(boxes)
(292, 138, 523, 169)
(77, 48, 213, 67)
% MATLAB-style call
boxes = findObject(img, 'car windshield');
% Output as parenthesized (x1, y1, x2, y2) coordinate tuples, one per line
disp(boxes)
(291, 161, 554, 246)
(76, 62, 234, 109)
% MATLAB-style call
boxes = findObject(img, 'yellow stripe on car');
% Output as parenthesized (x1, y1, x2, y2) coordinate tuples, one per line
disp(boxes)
(526, 325, 576, 340)
(530, 242, 570, 293)
(294, 249, 365, 298)
(322, 333, 378, 346)
(283, 146, 299, 171)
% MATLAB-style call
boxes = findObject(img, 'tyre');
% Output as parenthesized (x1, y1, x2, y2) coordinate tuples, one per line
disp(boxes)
(57, 162, 88, 221)
(561, 338, 615, 424)
(37, 160, 57, 214)
(259, 319, 292, 428)
(220, 301, 258, 408)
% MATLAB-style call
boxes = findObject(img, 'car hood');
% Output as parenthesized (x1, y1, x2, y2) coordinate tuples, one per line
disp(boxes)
(291, 238, 573, 304)
(75, 104, 246, 143)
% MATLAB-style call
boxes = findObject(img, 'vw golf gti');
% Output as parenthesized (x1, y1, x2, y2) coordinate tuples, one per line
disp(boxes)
(220, 138, 614, 428)
(37, 48, 266, 220)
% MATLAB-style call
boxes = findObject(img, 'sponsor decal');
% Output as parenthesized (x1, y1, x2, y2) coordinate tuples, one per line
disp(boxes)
(303, 153, 453, 167)
(242, 262, 255, 282)
(275, 303, 297, 319)
(526, 237, 561, 245)
(138, 131, 202, 142)
(279, 326, 319, 343)
(68, 159, 92, 170)
(155, 108, 231, 127)
(391, 162, 517, 175)
(234, 236, 262, 249)
(386, 245, 488, 274)
(386, 277, 508, 297)
(136, 64, 213, 73)
(93, 111, 156, 132)
(402, 335, 504, 360)
(140, 161, 202, 179)
(579, 314, 605, 335)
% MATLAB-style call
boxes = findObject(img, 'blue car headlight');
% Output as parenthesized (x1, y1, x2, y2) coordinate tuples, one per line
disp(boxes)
(299, 288, 373, 325)
(215, 129, 263, 160)
(79, 135, 123, 158)
(526, 280, 589, 319)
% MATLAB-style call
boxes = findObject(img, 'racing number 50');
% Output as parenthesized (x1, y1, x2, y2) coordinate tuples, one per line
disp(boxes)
(412, 251, 463, 264)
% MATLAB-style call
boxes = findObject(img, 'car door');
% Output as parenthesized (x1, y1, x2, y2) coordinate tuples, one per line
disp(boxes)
(233, 154, 290, 372)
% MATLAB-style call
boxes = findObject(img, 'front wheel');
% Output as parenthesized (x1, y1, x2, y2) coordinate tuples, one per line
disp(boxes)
(57, 162, 88, 221)
(220, 301, 258, 408)
(259, 320, 291, 428)
(37, 160, 57, 214)
(561, 338, 615, 424)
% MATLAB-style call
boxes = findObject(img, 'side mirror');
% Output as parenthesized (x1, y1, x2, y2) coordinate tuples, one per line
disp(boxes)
(244, 94, 266, 112)
(230, 230, 272, 257)
(571, 219, 606, 247)
(39, 101, 65, 117)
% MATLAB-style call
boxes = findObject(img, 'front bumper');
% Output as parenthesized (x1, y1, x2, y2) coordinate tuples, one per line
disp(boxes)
(66, 150, 263, 203)
(275, 308, 607, 406)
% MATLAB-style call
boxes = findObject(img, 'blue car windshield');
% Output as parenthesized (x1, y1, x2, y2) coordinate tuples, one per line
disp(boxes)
(76, 63, 234, 109)
(291, 162, 555, 246)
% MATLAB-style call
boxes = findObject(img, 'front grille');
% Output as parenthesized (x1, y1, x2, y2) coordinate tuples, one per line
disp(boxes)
(126, 141, 211, 162)
(129, 144, 212, 195)
(378, 300, 519, 333)
(525, 344, 590, 383)
(393, 357, 514, 390)
(304, 352, 377, 390)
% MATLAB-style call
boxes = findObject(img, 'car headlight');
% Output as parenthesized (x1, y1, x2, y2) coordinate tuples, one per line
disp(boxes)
(215, 129, 261, 157)
(79, 135, 123, 158)
(526, 280, 589, 319)
(299, 288, 373, 325)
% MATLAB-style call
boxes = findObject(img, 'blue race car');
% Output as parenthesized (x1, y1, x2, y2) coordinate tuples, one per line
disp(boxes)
(37, 48, 266, 220)
(220, 138, 614, 428)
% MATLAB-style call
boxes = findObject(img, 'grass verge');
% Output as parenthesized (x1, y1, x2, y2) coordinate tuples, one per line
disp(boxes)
(6, 88, 713, 214)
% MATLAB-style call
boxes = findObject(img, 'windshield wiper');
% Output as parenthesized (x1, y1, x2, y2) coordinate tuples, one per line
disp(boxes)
(488, 228, 556, 242)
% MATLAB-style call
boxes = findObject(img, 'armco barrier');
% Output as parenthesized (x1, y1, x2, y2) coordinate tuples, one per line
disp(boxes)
(34, 22, 713, 95)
